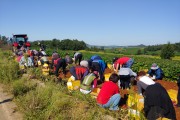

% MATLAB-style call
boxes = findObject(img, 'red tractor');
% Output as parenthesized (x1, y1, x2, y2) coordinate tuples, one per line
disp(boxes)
(11, 34, 31, 52)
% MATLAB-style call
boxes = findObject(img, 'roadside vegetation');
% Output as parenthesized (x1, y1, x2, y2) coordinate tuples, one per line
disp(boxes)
(0, 49, 136, 120)
(0, 35, 179, 119)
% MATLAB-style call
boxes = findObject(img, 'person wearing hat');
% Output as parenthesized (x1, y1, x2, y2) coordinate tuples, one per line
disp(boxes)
(148, 63, 164, 80)
(80, 68, 99, 94)
(80, 60, 89, 68)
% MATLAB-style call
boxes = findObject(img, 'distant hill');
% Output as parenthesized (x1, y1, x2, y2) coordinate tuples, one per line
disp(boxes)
(86, 44, 146, 49)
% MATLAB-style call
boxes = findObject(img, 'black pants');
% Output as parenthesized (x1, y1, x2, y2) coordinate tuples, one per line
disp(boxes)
(75, 54, 82, 65)
(119, 75, 130, 89)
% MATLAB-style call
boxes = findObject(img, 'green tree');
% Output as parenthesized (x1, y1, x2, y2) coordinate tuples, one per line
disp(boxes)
(160, 42, 175, 59)
(136, 49, 142, 55)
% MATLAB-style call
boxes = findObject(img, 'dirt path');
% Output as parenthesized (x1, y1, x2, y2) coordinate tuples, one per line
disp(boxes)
(0, 84, 23, 120)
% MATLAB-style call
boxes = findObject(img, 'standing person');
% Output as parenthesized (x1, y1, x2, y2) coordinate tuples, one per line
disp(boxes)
(97, 73, 121, 111)
(136, 71, 155, 95)
(175, 72, 180, 107)
(80, 70, 99, 94)
(92, 59, 106, 82)
(118, 67, 137, 89)
(69, 66, 89, 82)
(74, 52, 82, 65)
(148, 63, 164, 80)
(113, 57, 134, 72)
(144, 83, 176, 120)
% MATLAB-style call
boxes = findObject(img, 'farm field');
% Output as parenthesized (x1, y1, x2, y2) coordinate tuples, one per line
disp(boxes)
(45, 49, 180, 81)
(57, 65, 180, 120)
(0, 49, 180, 119)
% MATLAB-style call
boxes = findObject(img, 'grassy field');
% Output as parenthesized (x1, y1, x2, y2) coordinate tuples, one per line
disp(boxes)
(0, 49, 146, 120)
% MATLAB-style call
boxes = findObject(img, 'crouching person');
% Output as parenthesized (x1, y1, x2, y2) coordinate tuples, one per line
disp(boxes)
(118, 67, 137, 89)
(97, 73, 121, 111)
(69, 66, 89, 82)
(144, 83, 176, 120)
(80, 70, 99, 94)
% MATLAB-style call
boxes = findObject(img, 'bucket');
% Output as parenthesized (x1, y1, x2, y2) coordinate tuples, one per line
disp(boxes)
(90, 88, 101, 97)
(38, 60, 41, 66)
(42, 63, 49, 76)
(167, 89, 178, 103)
(104, 73, 111, 81)
(127, 93, 144, 111)
(19, 65, 25, 70)
(107, 63, 113, 69)
(67, 80, 80, 90)
(128, 108, 140, 120)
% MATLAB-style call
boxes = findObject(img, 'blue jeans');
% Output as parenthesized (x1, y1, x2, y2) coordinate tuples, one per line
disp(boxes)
(123, 58, 134, 68)
(98, 93, 121, 110)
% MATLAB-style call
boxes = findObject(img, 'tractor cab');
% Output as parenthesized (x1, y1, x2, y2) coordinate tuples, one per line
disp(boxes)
(12, 34, 30, 50)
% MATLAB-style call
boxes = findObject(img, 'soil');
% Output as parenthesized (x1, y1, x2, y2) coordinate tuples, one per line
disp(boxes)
(57, 66, 180, 119)
(0, 84, 23, 120)
(49, 57, 179, 119)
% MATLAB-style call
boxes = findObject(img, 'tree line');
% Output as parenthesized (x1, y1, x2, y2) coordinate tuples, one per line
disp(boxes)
(30, 39, 88, 51)
(144, 42, 180, 52)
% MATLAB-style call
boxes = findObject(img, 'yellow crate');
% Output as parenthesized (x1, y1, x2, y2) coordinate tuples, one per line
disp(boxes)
(104, 73, 111, 81)
(157, 117, 171, 120)
(19, 65, 25, 70)
(167, 89, 177, 103)
(127, 93, 144, 111)
(68, 76, 75, 82)
(107, 63, 113, 69)
(90, 88, 101, 96)
(38, 60, 41, 66)
(67, 80, 80, 91)
(128, 109, 141, 120)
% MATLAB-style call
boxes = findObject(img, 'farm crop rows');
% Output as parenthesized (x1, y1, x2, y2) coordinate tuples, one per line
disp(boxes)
(45, 49, 180, 81)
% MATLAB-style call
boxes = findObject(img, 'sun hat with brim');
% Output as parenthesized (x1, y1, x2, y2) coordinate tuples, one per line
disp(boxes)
(151, 63, 159, 70)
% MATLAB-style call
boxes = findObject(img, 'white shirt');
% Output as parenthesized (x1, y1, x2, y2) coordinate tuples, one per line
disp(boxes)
(139, 76, 155, 85)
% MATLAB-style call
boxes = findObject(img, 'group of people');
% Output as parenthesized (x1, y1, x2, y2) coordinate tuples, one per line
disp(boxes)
(14, 46, 178, 120)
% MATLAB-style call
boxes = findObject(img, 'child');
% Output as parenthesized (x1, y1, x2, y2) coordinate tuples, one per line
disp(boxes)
(97, 73, 120, 110)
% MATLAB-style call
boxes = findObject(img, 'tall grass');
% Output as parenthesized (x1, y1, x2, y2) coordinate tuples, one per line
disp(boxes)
(0, 49, 140, 120)
(0, 50, 20, 83)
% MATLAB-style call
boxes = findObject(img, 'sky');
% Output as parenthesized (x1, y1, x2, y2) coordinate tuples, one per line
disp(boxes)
(0, 0, 180, 46)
